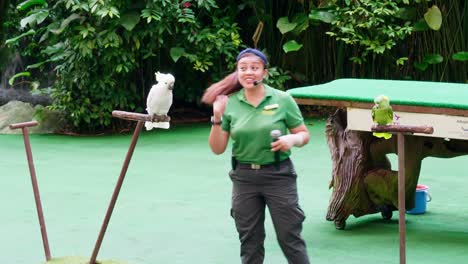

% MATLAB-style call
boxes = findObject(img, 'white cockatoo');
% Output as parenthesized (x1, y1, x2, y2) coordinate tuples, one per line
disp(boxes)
(145, 72, 175, 130)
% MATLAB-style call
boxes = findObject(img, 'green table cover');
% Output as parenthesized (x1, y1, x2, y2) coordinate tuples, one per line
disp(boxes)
(288, 79, 468, 110)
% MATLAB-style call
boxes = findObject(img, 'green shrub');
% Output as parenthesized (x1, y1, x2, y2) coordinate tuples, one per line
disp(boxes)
(6, 0, 242, 132)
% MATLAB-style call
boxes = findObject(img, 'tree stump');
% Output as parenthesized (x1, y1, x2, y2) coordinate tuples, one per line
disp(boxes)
(325, 108, 468, 229)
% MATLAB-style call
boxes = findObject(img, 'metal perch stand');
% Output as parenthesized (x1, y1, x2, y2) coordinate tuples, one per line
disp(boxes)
(89, 111, 170, 264)
(9, 121, 52, 262)
(371, 124, 434, 264)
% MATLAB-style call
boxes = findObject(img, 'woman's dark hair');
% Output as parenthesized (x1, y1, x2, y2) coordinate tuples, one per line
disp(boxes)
(201, 72, 241, 104)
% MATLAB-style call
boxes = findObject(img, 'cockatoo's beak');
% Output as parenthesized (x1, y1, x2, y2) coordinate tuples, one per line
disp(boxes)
(168, 83, 174, 90)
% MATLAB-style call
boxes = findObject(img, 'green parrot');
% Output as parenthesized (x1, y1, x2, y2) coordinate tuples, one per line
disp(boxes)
(371, 94, 394, 139)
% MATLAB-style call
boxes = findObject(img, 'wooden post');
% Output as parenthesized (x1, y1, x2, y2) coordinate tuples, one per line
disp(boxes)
(9, 121, 52, 261)
(89, 111, 170, 264)
(371, 124, 433, 264)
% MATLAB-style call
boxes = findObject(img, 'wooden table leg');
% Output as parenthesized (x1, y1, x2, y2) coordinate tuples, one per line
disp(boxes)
(397, 133, 406, 264)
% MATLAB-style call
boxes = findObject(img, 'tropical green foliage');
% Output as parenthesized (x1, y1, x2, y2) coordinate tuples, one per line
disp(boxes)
(410, 0, 467, 81)
(266, 0, 466, 82)
(0, 0, 14, 73)
(311, 0, 415, 64)
(5, 0, 242, 131)
(2, 0, 467, 132)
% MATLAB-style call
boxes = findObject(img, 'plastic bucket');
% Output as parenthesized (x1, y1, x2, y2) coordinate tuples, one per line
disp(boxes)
(406, 184, 432, 214)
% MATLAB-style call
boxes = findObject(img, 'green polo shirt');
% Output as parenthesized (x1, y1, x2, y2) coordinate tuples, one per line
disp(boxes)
(221, 85, 304, 165)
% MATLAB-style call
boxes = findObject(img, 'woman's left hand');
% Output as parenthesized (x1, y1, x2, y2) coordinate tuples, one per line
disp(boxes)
(271, 125, 310, 152)
(271, 134, 302, 152)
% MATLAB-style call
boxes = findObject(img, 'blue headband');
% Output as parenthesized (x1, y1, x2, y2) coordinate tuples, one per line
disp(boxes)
(236, 48, 268, 66)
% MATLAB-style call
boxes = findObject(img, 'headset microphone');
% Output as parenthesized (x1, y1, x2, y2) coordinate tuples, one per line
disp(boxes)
(253, 78, 263, 86)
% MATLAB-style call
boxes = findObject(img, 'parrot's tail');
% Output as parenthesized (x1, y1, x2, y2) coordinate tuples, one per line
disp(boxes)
(372, 132, 392, 140)
(145, 121, 170, 130)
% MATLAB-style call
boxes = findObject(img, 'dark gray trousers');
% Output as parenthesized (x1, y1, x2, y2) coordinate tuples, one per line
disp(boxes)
(229, 159, 310, 264)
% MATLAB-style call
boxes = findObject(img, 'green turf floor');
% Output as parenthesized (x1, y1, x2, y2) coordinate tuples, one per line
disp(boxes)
(1, 119, 468, 264)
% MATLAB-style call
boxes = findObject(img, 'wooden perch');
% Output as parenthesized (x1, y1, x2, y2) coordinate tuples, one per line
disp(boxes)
(9, 121, 39, 129)
(112, 110, 170, 122)
(371, 124, 434, 134)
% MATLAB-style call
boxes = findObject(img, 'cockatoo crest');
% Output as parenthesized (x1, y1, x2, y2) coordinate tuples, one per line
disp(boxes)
(154, 71, 175, 90)
(145, 72, 175, 130)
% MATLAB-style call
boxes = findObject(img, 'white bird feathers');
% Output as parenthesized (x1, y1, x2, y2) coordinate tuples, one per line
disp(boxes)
(145, 72, 175, 130)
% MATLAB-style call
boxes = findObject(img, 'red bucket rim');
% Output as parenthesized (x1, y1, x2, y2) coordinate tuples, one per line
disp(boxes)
(416, 184, 429, 191)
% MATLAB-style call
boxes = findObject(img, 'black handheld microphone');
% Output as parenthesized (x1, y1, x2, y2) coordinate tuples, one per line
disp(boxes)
(271, 130, 282, 170)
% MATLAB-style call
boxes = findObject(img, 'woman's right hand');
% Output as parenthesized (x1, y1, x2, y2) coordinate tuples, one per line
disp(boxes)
(209, 94, 230, 155)
(213, 95, 228, 119)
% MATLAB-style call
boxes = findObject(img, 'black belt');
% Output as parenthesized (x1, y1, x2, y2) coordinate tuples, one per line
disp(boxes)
(236, 158, 290, 170)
